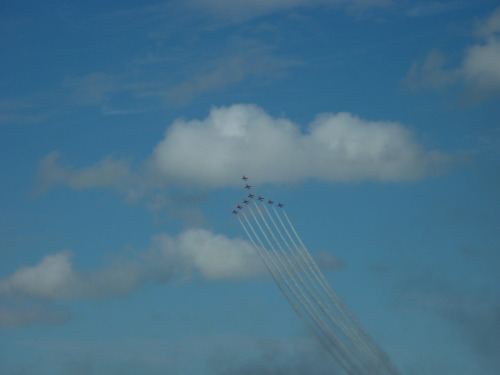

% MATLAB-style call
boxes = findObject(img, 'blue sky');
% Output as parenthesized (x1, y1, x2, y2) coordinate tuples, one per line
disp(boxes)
(1, 1, 500, 374)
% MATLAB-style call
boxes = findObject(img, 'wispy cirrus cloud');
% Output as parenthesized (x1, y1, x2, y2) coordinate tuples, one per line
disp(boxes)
(0, 95, 60, 125)
(35, 151, 134, 194)
(404, 1, 471, 18)
(164, 41, 301, 106)
(62, 72, 123, 106)
(1, 38, 299, 124)
(0, 302, 72, 328)
(185, 0, 391, 21)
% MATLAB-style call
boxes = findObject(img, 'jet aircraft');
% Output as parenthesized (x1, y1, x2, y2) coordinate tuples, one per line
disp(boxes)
(237, 204, 243, 210)
(243, 200, 249, 205)
(232, 210, 238, 215)
(278, 202, 284, 208)
(268, 200, 274, 205)
(248, 193, 254, 199)
(245, 184, 251, 190)
(242, 175, 248, 181)
(258, 196, 264, 201)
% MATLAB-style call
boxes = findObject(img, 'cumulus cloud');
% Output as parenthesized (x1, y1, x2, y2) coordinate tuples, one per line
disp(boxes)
(0, 229, 264, 302)
(462, 38, 500, 93)
(0, 251, 77, 300)
(0, 250, 148, 300)
(152, 229, 265, 280)
(151, 104, 450, 187)
(36, 104, 450, 197)
(0, 227, 346, 327)
(403, 6, 500, 100)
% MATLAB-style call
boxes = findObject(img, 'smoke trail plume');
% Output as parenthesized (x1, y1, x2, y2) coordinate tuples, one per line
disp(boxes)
(234, 184, 402, 375)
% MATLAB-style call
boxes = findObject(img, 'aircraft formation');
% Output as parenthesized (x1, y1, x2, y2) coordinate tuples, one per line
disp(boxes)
(233, 176, 283, 215)
(232, 175, 401, 375)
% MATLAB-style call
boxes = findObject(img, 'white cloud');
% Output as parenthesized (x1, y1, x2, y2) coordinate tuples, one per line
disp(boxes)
(462, 38, 500, 92)
(152, 228, 265, 281)
(0, 251, 77, 300)
(0, 226, 343, 302)
(404, 6, 500, 99)
(0, 250, 148, 300)
(36, 104, 450, 193)
(0, 227, 349, 328)
(0, 229, 264, 302)
(151, 104, 450, 187)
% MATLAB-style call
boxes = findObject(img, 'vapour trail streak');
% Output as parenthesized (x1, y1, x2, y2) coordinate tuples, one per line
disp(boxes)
(247, 206, 360, 374)
(239, 214, 355, 375)
(261, 205, 372, 366)
(282, 208, 376, 345)
(281, 206, 392, 370)
(280, 208, 401, 374)
(265, 205, 352, 332)
(277, 207, 361, 334)
(269, 205, 378, 365)
(263, 205, 376, 369)
(250, 204, 366, 375)
(238, 216, 322, 342)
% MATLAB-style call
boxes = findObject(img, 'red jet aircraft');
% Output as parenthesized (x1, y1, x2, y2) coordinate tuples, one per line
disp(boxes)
(245, 184, 251, 190)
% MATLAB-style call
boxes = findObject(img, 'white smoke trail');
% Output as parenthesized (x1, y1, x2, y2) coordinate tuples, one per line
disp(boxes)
(265, 205, 350, 329)
(234, 184, 401, 375)
(239, 214, 355, 375)
(262, 206, 369, 351)
(280, 208, 401, 375)
(269, 205, 378, 366)
(263, 204, 377, 368)
(249, 204, 367, 375)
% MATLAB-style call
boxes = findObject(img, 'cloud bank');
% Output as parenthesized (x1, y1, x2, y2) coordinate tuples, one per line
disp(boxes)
(37, 104, 451, 195)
